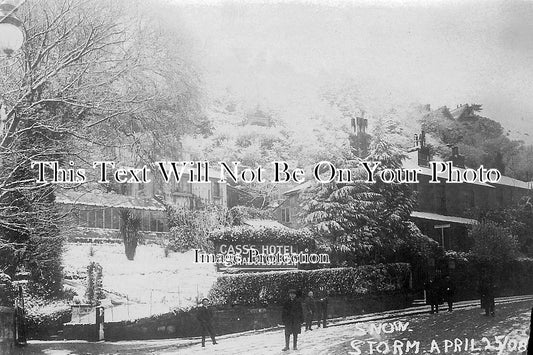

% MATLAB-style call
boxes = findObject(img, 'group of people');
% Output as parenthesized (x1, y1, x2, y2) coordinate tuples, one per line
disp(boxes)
(425, 275, 456, 314)
(425, 275, 497, 317)
(196, 288, 329, 350)
(282, 288, 329, 351)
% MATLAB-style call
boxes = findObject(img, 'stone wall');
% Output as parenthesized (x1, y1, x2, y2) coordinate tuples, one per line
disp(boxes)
(0, 307, 14, 354)
(63, 291, 411, 341)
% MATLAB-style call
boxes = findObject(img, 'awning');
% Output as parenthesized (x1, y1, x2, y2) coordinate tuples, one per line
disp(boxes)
(410, 211, 477, 225)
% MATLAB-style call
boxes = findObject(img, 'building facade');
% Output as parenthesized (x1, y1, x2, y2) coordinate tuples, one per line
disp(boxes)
(57, 168, 227, 242)
(274, 131, 531, 252)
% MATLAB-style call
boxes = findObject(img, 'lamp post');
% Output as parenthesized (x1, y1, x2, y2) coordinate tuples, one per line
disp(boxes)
(0, 1, 25, 57)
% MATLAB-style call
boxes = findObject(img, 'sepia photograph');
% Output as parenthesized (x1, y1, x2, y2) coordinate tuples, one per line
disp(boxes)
(0, 0, 533, 354)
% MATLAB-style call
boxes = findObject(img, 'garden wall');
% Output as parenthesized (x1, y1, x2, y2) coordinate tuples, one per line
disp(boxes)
(63, 291, 411, 341)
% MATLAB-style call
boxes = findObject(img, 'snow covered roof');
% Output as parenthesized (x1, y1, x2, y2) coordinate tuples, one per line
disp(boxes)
(403, 151, 493, 187)
(282, 181, 313, 195)
(411, 211, 478, 225)
(491, 175, 531, 189)
(243, 219, 289, 229)
(404, 151, 531, 190)
(55, 190, 165, 211)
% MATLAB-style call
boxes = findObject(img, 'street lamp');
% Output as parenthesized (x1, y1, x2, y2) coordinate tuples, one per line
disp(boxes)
(0, 1, 25, 57)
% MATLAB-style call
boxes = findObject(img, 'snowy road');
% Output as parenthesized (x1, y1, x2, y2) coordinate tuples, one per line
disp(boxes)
(19, 299, 532, 355)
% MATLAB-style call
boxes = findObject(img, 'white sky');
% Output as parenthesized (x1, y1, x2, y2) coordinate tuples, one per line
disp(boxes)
(171, 0, 533, 142)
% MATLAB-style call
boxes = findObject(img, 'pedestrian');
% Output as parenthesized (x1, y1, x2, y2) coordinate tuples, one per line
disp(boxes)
(425, 278, 440, 314)
(317, 287, 329, 328)
(479, 277, 496, 317)
(303, 290, 316, 331)
(282, 289, 303, 351)
(442, 275, 456, 312)
(196, 297, 218, 347)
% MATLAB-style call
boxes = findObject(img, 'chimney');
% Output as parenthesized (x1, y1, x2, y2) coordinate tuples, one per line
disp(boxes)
(417, 130, 430, 166)
(355, 111, 367, 135)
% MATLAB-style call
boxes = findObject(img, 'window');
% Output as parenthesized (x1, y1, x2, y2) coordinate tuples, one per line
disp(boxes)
(150, 212, 157, 231)
(112, 208, 121, 229)
(281, 208, 291, 223)
(79, 209, 88, 227)
(141, 210, 150, 231)
(88, 209, 96, 228)
(95, 209, 104, 228)
(213, 181, 221, 197)
(104, 208, 112, 229)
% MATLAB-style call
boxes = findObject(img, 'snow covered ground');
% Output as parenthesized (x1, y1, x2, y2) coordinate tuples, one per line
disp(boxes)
(63, 243, 218, 321)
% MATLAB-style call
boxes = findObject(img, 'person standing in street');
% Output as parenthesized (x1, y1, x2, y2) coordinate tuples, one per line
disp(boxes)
(479, 277, 496, 317)
(282, 289, 303, 351)
(442, 275, 456, 312)
(317, 287, 329, 328)
(196, 297, 218, 347)
(303, 290, 316, 331)
(425, 278, 440, 314)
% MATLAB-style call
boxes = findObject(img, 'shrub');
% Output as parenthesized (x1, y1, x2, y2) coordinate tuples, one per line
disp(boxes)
(85, 261, 104, 305)
(208, 262, 410, 306)
(227, 206, 273, 226)
(165, 204, 228, 252)
(469, 220, 518, 266)
(443, 254, 533, 300)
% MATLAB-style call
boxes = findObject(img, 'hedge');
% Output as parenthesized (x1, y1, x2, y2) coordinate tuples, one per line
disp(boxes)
(208, 262, 411, 306)
(209, 225, 317, 250)
(444, 255, 533, 301)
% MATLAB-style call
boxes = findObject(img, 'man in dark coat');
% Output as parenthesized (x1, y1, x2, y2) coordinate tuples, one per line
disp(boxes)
(479, 277, 496, 317)
(317, 287, 329, 328)
(303, 291, 316, 331)
(442, 276, 456, 312)
(197, 298, 217, 347)
(282, 289, 303, 351)
(425, 278, 440, 314)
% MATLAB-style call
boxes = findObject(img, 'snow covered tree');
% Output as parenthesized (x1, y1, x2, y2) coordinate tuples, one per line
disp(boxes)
(119, 209, 141, 261)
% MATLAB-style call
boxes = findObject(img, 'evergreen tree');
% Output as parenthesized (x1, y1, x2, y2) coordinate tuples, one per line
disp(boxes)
(119, 209, 141, 261)
(302, 117, 436, 266)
